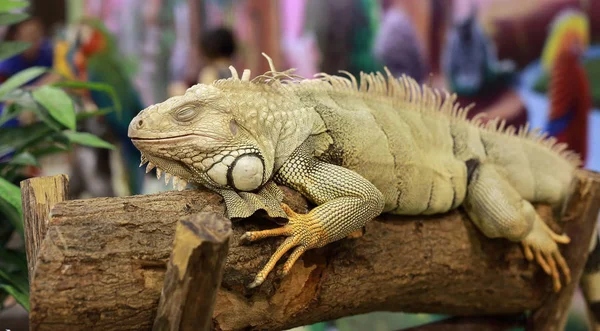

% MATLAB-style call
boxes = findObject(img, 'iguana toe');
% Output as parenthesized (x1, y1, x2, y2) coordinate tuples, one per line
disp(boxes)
(245, 203, 322, 288)
(521, 218, 571, 292)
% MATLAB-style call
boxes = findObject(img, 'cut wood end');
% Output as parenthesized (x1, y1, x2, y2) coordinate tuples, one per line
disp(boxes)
(172, 213, 232, 281)
(187, 212, 232, 243)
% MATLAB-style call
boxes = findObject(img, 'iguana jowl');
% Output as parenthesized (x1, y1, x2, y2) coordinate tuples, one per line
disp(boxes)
(128, 54, 579, 291)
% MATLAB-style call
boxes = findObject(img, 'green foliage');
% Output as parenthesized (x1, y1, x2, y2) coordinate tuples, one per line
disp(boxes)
(32, 86, 76, 129)
(54, 80, 122, 114)
(0, 1, 120, 312)
(0, 12, 28, 26)
(0, 41, 31, 62)
(0, 67, 47, 99)
(63, 131, 116, 150)
(0, 0, 28, 13)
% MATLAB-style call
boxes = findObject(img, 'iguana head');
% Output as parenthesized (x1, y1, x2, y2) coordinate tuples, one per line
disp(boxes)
(128, 80, 278, 193)
(127, 54, 327, 197)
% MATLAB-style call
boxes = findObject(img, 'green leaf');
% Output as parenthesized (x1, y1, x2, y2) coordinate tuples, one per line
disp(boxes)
(0, 0, 28, 13)
(0, 180, 23, 236)
(0, 267, 28, 295)
(63, 131, 115, 150)
(53, 80, 122, 114)
(32, 85, 76, 130)
(0, 213, 15, 246)
(0, 122, 52, 158)
(0, 197, 22, 236)
(0, 176, 21, 213)
(0, 40, 30, 61)
(0, 284, 29, 311)
(76, 107, 113, 121)
(30, 144, 69, 158)
(0, 12, 28, 25)
(0, 248, 27, 274)
(3, 88, 63, 131)
(0, 291, 7, 310)
(0, 66, 47, 99)
(7, 152, 38, 166)
(0, 102, 21, 126)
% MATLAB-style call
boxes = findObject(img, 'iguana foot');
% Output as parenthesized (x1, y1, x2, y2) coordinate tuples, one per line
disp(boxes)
(241, 203, 321, 288)
(521, 217, 571, 292)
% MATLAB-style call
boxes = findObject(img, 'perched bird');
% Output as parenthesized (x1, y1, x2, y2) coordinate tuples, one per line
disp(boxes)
(541, 9, 591, 165)
(54, 19, 146, 196)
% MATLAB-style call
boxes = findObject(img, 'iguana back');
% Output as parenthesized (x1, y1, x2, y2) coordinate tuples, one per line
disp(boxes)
(290, 72, 578, 216)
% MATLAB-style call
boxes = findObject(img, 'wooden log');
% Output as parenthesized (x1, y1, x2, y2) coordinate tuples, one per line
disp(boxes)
(153, 212, 232, 331)
(27, 169, 599, 331)
(527, 170, 600, 331)
(20, 174, 69, 284)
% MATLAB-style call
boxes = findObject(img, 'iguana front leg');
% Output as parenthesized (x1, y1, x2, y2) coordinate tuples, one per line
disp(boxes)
(241, 140, 385, 288)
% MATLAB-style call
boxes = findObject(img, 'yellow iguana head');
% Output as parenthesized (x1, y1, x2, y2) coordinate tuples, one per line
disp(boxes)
(128, 80, 275, 193)
(541, 9, 589, 72)
(127, 55, 320, 194)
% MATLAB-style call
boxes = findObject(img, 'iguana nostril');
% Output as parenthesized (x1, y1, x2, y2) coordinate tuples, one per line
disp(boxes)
(137, 119, 144, 128)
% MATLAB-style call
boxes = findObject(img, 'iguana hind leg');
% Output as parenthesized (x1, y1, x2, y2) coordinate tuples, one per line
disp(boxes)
(463, 160, 571, 292)
(241, 139, 385, 288)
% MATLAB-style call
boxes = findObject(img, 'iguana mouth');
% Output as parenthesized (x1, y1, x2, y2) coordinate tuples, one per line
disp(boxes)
(131, 133, 223, 142)
(139, 153, 192, 191)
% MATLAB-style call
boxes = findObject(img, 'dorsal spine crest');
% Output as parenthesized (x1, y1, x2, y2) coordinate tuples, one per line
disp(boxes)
(212, 54, 582, 168)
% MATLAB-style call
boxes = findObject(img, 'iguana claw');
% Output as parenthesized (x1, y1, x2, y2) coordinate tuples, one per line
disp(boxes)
(521, 218, 571, 292)
(242, 203, 318, 288)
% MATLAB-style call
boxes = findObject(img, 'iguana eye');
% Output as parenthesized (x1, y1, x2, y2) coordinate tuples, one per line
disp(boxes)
(173, 107, 198, 122)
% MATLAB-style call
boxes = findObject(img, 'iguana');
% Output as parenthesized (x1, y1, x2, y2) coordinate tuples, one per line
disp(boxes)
(128, 54, 579, 292)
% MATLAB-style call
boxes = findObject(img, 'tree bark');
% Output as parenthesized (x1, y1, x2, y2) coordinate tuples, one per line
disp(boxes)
(527, 170, 600, 331)
(20, 174, 69, 284)
(26, 170, 600, 331)
(153, 213, 232, 331)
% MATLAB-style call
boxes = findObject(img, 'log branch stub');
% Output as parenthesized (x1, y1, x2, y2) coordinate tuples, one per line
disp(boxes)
(20, 174, 69, 284)
(527, 170, 600, 331)
(153, 212, 232, 331)
(27, 169, 600, 330)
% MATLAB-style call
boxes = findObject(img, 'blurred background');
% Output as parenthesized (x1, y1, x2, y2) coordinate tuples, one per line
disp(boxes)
(0, 0, 599, 330)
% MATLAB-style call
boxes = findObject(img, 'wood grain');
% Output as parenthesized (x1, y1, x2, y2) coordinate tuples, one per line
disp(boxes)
(20, 174, 69, 284)
(153, 212, 231, 331)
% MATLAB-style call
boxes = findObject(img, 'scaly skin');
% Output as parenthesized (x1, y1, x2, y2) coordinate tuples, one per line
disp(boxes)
(128, 54, 581, 291)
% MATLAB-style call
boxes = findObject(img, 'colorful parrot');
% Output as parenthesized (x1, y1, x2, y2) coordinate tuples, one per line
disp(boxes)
(541, 9, 591, 166)
(54, 19, 146, 196)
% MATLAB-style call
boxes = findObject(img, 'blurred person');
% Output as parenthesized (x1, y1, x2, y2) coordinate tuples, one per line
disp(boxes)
(0, 17, 54, 128)
(0, 17, 53, 81)
(442, 6, 516, 97)
(373, 3, 428, 83)
(441, 5, 527, 129)
(305, 0, 383, 77)
(197, 27, 237, 85)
